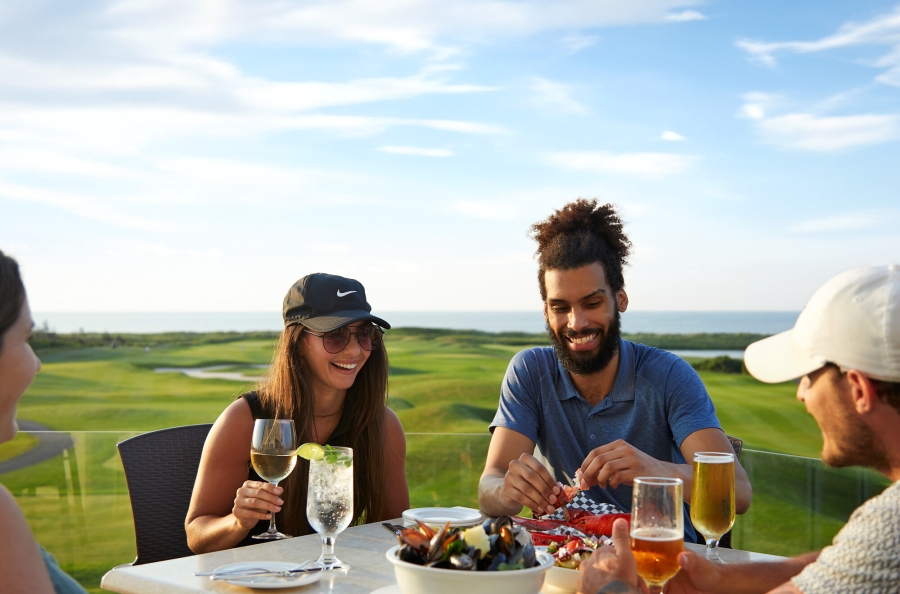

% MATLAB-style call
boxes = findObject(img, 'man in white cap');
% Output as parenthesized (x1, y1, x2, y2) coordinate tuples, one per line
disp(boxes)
(578, 264, 900, 594)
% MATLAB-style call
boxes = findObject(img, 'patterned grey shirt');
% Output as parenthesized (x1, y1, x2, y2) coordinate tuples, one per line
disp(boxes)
(793, 481, 900, 593)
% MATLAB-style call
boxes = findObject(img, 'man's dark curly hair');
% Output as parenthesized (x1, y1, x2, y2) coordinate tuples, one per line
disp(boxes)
(531, 199, 632, 300)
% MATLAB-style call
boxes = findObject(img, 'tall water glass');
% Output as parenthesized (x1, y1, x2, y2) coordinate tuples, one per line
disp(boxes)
(630, 477, 684, 594)
(307, 446, 354, 570)
(251, 419, 298, 540)
(690, 452, 735, 561)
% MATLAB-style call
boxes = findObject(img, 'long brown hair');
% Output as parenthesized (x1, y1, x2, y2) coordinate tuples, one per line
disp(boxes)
(256, 323, 389, 536)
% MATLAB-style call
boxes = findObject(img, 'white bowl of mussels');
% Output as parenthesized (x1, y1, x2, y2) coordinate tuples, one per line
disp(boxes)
(386, 517, 555, 594)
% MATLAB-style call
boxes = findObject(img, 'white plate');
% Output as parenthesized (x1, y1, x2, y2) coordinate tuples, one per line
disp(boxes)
(210, 562, 322, 589)
(401, 507, 483, 528)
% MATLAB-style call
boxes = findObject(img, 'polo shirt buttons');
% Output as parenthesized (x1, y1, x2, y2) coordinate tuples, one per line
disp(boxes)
(590, 434, 596, 440)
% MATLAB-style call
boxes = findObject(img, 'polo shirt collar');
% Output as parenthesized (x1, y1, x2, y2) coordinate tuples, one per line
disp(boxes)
(555, 338, 636, 403)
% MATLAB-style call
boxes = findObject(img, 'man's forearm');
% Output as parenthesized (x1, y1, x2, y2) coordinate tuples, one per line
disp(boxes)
(708, 553, 819, 594)
(477, 473, 524, 517)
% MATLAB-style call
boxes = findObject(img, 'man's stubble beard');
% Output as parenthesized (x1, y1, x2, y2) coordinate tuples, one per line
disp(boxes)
(820, 386, 891, 474)
(548, 308, 621, 376)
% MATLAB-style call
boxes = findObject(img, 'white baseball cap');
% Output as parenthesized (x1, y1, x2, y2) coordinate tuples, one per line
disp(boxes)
(745, 264, 900, 383)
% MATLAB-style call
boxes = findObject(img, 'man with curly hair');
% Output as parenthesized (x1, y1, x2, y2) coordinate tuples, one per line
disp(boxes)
(478, 199, 751, 543)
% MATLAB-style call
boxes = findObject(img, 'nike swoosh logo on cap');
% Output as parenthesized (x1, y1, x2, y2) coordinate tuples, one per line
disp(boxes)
(336, 290, 357, 297)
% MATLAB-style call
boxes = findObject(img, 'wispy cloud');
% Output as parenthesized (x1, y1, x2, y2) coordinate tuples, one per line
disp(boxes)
(530, 77, 588, 114)
(665, 10, 705, 22)
(452, 201, 520, 221)
(661, 130, 686, 141)
(379, 146, 454, 157)
(558, 34, 599, 54)
(545, 151, 699, 177)
(0, 180, 173, 232)
(735, 5, 900, 85)
(789, 212, 880, 232)
(737, 91, 900, 151)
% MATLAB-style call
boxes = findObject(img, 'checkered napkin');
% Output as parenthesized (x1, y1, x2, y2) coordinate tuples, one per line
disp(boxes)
(536, 492, 622, 544)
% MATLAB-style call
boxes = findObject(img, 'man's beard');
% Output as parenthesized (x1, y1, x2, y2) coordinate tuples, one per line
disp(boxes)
(548, 309, 621, 376)
(822, 407, 891, 473)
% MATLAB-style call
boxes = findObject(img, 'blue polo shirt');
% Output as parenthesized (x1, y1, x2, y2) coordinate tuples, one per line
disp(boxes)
(489, 339, 722, 542)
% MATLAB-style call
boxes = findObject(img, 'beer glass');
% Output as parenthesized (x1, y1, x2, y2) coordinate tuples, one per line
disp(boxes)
(690, 452, 735, 561)
(250, 419, 298, 540)
(630, 477, 684, 593)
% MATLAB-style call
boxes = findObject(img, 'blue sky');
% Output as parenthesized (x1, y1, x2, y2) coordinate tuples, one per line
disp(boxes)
(2, 0, 898, 313)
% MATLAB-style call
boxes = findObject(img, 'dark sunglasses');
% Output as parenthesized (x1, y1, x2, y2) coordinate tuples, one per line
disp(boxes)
(304, 324, 383, 354)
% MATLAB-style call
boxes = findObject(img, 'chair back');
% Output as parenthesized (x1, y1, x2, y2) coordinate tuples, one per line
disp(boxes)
(727, 435, 743, 461)
(118, 424, 212, 565)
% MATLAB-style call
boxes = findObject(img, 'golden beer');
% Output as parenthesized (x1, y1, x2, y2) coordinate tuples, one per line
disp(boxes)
(690, 453, 735, 541)
(630, 528, 683, 586)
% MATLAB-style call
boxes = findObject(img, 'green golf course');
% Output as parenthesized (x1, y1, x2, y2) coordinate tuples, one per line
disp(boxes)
(1, 329, 889, 592)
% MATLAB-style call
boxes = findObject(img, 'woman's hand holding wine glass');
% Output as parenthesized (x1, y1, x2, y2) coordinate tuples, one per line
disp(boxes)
(231, 480, 285, 531)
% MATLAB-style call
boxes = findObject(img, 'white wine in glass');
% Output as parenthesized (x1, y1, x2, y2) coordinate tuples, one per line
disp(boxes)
(690, 452, 735, 561)
(630, 477, 684, 594)
(307, 446, 353, 570)
(251, 419, 297, 540)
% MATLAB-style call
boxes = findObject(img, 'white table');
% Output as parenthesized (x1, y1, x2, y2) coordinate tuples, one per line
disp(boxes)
(101, 521, 785, 593)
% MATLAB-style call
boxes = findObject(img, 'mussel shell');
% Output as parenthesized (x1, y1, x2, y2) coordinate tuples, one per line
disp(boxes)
(449, 553, 476, 571)
(497, 526, 516, 557)
(486, 552, 507, 571)
(521, 541, 536, 568)
(494, 516, 513, 535)
(482, 517, 494, 534)
(398, 544, 426, 565)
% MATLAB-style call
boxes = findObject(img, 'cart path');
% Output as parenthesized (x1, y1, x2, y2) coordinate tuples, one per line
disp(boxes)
(0, 420, 75, 474)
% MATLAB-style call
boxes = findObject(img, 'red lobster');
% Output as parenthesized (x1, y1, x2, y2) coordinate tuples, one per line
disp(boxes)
(512, 510, 631, 537)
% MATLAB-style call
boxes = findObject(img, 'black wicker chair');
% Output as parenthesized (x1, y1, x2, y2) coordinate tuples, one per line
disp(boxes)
(716, 435, 743, 549)
(118, 424, 212, 565)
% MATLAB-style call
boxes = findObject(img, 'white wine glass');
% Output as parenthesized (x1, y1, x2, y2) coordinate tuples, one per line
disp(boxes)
(307, 446, 353, 570)
(630, 477, 684, 594)
(250, 419, 297, 540)
(690, 452, 735, 561)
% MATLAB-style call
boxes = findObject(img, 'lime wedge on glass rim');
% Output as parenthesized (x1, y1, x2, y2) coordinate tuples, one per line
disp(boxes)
(296, 443, 325, 461)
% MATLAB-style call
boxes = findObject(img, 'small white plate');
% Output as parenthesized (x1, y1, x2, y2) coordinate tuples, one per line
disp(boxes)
(401, 507, 483, 528)
(210, 562, 322, 589)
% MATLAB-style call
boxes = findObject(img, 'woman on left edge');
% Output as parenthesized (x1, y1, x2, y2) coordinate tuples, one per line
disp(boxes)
(0, 249, 87, 594)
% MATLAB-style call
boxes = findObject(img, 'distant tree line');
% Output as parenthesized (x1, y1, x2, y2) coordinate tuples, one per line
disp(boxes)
(29, 326, 766, 375)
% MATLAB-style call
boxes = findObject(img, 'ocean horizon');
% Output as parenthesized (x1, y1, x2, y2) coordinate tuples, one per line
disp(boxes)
(32, 310, 800, 336)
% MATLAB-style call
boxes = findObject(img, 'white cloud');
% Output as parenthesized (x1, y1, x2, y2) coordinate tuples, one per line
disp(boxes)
(452, 201, 520, 221)
(664, 10, 705, 22)
(379, 146, 454, 157)
(545, 151, 699, 177)
(530, 77, 588, 114)
(86, 1, 708, 55)
(789, 213, 880, 233)
(0, 179, 173, 232)
(735, 5, 900, 84)
(757, 112, 900, 151)
(739, 104, 766, 120)
(558, 34, 599, 54)
(661, 130, 686, 141)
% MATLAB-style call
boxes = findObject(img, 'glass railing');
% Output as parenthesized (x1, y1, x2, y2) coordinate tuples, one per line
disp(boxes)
(0, 431, 891, 592)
